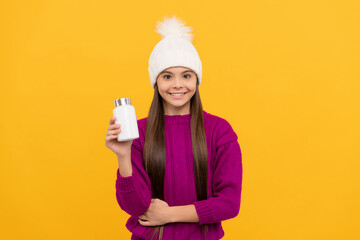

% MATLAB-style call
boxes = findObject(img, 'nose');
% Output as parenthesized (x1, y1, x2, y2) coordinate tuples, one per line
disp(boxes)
(173, 77, 183, 88)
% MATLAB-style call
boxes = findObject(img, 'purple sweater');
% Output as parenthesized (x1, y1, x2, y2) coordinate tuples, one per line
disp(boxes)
(115, 110, 243, 240)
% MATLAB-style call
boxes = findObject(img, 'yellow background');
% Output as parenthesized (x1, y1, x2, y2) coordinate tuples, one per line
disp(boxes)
(1, 0, 359, 239)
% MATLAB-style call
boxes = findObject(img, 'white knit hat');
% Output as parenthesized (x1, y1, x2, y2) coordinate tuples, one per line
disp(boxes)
(148, 15, 202, 89)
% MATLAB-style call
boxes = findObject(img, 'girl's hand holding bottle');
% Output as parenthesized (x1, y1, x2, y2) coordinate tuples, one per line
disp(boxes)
(106, 97, 139, 159)
(105, 116, 133, 158)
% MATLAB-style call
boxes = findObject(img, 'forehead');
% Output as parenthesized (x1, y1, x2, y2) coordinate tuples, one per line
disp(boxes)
(160, 66, 195, 74)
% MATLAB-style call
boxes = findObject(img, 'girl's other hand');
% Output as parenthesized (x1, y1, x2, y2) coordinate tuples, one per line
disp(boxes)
(138, 198, 172, 226)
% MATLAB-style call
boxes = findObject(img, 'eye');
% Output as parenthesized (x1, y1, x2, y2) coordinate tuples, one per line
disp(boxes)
(184, 74, 191, 78)
(163, 74, 171, 79)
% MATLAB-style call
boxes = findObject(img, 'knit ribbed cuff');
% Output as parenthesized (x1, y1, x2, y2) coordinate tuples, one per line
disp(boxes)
(193, 200, 216, 225)
(116, 168, 136, 192)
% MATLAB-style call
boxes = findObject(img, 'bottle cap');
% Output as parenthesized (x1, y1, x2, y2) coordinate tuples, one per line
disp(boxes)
(114, 98, 131, 107)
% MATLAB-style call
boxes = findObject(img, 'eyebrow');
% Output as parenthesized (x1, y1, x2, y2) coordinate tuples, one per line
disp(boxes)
(160, 70, 194, 74)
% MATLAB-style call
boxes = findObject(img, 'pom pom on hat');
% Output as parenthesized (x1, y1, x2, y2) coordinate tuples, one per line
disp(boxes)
(148, 15, 202, 89)
(155, 15, 194, 42)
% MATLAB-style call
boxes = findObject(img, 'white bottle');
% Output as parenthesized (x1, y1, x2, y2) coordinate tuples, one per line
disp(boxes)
(113, 98, 139, 142)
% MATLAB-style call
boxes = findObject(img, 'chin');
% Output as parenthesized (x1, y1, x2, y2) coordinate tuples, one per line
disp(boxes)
(169, 102, 186, 107)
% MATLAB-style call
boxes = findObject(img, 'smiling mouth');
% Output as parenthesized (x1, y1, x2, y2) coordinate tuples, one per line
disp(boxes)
(169, 92, 187, 96)
(168, 92, 187, 99)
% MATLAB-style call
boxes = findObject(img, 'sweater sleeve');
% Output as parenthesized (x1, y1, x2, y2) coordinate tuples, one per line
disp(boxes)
(115, 126, 152, 217)
(193, 119, 243, 225)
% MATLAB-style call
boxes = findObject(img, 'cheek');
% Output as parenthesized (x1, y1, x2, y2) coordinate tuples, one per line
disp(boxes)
(156, 83, 165, 92)
(159, 87, 169, 96)
(187, 84, 196, 93)
(188, 79, 197, 91)
(158, 87, 171, 99)
(159, 91, 167, 99)
(157, 81, 169, 92)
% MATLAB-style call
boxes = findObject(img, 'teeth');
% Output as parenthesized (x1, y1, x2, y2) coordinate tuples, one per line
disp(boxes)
(170, 93, 185, 96)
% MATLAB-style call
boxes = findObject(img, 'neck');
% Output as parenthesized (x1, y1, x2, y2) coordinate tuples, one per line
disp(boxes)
(163, 102, 190, 116)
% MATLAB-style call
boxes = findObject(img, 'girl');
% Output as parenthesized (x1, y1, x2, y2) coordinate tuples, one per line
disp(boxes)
(105, 15, 243, 240)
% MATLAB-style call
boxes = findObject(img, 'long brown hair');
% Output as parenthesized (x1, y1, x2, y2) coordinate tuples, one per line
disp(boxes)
(143, 78, 209, 240)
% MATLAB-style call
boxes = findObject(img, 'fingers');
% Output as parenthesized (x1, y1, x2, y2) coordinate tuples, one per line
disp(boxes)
(107, 116, 121, 133)
(105, 117, 122, 142)
(109, 116, 121, 129)
(138, 218, 155, 227)
(108, 125, 121, 137)
(138, 218, 150, 226)
(109, 123, 120, 129)
(106, 127, 121, 136)
(109, 116, 116, 124)
(138, 214, 148, 220)
(105, 135, 119, 141)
